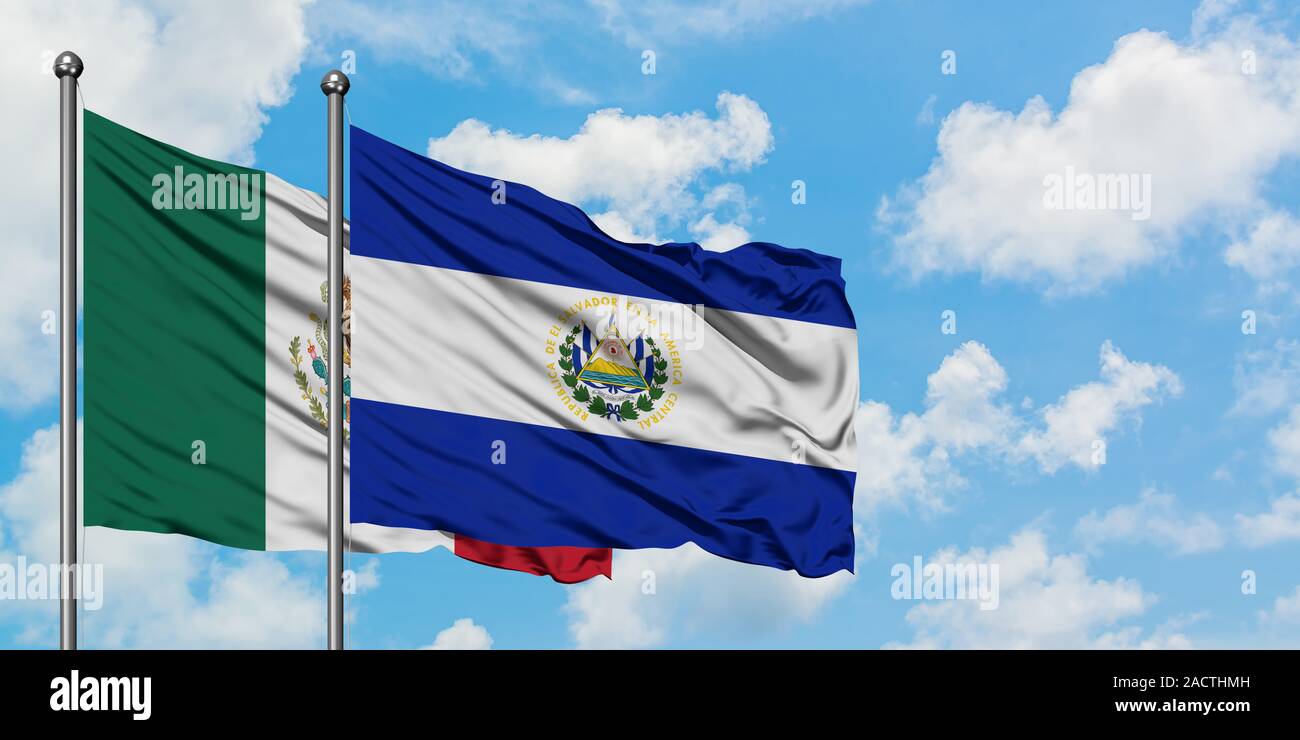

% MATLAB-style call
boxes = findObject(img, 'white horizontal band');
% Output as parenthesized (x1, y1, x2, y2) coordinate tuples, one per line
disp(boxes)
(351, 256, 858, 471)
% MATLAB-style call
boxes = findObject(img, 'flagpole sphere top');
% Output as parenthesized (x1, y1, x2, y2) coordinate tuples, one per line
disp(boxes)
(53, 51, 83, 79)
(320, 70, 350, 97)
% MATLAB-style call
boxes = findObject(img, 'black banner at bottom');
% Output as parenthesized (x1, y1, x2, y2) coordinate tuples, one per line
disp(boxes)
(1, 649, 1287, 726)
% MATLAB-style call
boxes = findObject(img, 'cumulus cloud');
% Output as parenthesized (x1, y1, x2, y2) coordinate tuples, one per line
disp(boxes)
(1075, 488, 1225, 555)
(879, 7, 1300, 293)
(888, 529, 1180, 649)
(421, 618, 493, 650)
(855, 342, 1013, 515)
(1092, 614, 1199, 650)
(1017, 341, 1182, 473)
(349, 558, 382, 593)
(854, 400, 963, 516)
(1225, 210, 1300, 294)
(857, 341, 1180, 515)
(0, 425, 324, 648)
(689, 214, 753, 252)
(310, 0, 531, 81)
(1259, 585, 1300, 625)
(0, 1, 311, 410)
(1236, 492, 1300, 546)
(589, 0, 872, 46)
(1231, 339, 1300, 417)
(563, 543, 854, 649)
(688, 183, 755, 250)
(1267, 406, 1300, 479)
(427, 92, 773, 246)
(139, 552, 323, 649)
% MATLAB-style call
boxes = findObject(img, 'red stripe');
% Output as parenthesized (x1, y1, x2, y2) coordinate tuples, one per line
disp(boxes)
(453, 535, 612, 584)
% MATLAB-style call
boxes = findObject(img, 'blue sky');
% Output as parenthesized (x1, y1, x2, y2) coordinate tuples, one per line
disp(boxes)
(4, 0, 1300, 648)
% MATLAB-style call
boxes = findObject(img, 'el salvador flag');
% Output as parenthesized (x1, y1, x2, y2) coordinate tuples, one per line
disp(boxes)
(348, 126, 858, 577)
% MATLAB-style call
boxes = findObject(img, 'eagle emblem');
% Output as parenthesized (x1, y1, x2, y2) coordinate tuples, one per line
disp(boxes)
(289, 276, 351, 434)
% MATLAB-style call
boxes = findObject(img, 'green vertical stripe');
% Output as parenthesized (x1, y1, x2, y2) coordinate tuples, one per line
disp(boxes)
(84, 111, 267, 549)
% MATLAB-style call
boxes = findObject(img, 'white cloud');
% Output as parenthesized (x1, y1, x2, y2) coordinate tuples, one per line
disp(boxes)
(0, 427, 62, 563)
(538, 76, 599, 106)
(1075, 488, 1225, 555)
(421, 618, 493, 650)
(920, 342, 1017, 452)
(141, 552, 323, 649)
(916, 94, 938, 126)
(0, 1, 310, 410)
(1236, 492, 1300, 546)
(1190, 0, 1239, 37)
(1260, 585, 1300, 625)
(0, 245, 59, 412)
(1225, 210, 1300, 293)
(1231, 339, 1300, 417)
(689, 214, 752, 252)
(855, 400, 963, 515)
(854, 342, 1013, 516)
(349, 557, 381, 593)
(589, 0, 872, 46)
(1017, 341, 1182, 473)
(689, 183, 754, 250)
(587, 211, 663, 245)
(1092, 614, 1199, 650)
(888, 529, 1179, 649)
(880, 8, 1300, 293)
(564, 543, 853, 649)
(858, 340, 1180, 515)
(427, 92, 773, 244)
(310, 0, 527, 81)
(1267, 406, 1300, 479)
(0, 425, 324, 648)
(310, 2, 612, 108)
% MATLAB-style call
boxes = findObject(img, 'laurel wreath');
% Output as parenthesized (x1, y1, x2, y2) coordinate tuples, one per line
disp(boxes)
(558, 324, 669, 421)
(290, 334, 348, 440)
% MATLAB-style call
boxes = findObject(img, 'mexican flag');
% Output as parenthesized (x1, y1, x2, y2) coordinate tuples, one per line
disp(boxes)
(81, 111, 610, 583)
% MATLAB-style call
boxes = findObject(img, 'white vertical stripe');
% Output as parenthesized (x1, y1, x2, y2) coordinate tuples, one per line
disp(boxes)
(262, 175, 453, 553)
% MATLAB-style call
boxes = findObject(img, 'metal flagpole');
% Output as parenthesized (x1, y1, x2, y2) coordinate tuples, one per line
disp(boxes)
(54, 50, 83, 652)
(321, 69, 350, 650)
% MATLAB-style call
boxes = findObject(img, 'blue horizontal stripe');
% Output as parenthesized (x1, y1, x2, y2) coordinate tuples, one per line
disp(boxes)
(350, 399, 855, 577)
(349, 126, 856, 329)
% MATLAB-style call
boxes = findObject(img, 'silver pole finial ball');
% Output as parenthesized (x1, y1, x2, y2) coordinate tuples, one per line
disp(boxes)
(53, 51, 84, 79)
(320, 70, 350, 96)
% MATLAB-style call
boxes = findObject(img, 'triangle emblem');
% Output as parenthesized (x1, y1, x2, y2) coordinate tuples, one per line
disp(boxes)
(576, 329, 649, 390)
